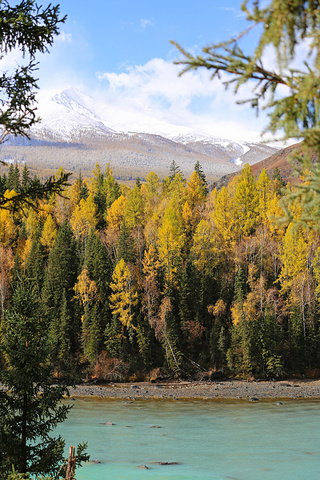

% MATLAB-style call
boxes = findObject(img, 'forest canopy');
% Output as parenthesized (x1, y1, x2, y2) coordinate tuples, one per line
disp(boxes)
(0, 161, 319, 380)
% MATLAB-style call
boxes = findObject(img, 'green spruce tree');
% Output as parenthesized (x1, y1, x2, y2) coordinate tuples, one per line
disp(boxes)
(0, 281, 88, 477)
(194, 161, 208, 195)
(21, 165, 31, 192)
(42, 223, 80, 371)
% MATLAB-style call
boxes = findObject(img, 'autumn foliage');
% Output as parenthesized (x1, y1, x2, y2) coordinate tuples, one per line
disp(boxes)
(2, 161, 320, 380)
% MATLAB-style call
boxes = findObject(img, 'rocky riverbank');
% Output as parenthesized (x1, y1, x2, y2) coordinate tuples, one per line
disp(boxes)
(67, 379, 320, 401)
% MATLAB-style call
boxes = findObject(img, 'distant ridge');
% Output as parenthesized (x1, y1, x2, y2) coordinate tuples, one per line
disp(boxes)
(0, 88, 281, 180)
(211, 141, 311, 189)
(250, 142, 305, 181)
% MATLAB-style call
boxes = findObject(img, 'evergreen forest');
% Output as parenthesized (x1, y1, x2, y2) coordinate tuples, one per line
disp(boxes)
(1, 159, 320, 382)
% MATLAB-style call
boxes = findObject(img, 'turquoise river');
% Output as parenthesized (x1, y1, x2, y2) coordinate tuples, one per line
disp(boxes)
(57, 398, 320, 480)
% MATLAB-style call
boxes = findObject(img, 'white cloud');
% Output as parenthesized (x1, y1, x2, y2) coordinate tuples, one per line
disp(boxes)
(0, 30, 72, 74)
(261, 38, 314, 73)
(96, 57, 267, 141)
(219, 6, 246, 18)
(0, 48, 25, 70)
(140, 18, 154, 29)
(99, 58, 225, 103)
(55, 31, 72, 44)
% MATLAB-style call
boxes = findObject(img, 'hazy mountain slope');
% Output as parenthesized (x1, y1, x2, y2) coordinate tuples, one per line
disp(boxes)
(0, 88, 280, 180)
(212, 141, 311, 189)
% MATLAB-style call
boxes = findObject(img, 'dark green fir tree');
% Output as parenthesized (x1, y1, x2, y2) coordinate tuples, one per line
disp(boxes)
(118, 219, 135, 264)
(194, 161, 208, 195)
(6, 163, 15, 190)
(0, 173, 7, 195)
(169, 160, 184, 181)
(42, 222, 80, 370)
(79, 170, 89, 201)
(13, 164, 21, 193)
(0, 281, 88, 478)
(24, 238, 44, 298)
(21, 164, 31, 192)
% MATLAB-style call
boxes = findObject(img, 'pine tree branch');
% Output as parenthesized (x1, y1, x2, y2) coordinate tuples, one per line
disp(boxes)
(0, 172, 71, 212)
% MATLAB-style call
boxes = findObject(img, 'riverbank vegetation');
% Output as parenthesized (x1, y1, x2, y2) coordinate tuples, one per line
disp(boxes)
(1, 159, 320, 381)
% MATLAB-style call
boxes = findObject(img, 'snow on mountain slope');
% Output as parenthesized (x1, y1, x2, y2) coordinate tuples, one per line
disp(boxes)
(52, 89, 102, 123)
(1, 87, 280, 179)
(31, 87, 194, 140)
(31, 88, 263, 148)
(32, 88, 115, 141)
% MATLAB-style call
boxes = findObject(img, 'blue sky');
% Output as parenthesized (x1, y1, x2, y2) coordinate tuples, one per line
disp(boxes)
(16, 1, 282, 141)
(50, 1, 247, 75)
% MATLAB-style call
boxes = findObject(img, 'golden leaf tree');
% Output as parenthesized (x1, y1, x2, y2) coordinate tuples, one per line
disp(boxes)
(109, 258, 138, 331)
(70, 194, 97, 243)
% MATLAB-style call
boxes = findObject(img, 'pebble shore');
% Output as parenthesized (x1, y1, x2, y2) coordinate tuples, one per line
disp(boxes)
(67, 379, 320, 401)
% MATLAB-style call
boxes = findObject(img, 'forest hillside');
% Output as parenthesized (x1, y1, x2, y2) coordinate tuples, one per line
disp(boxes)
(1, 159, 319, 381)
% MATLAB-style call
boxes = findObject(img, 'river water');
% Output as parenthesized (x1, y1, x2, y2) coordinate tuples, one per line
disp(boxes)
(58, 398, 320, 480)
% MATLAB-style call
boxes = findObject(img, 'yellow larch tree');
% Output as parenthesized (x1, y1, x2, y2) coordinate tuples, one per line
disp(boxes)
(265, 192, 287, 240)
(164, 171, 185, 199)
(106, 195, 126, 231)
(191, 219, 217, 275)
(279, 224, 311, 294)
(40, 214, 57, 251)
(182, 200, 193, 240)
(141, 171, 162, 220)
(279, 223, 315, 345)
(256, 168, 272, 224)
(184, 171, 206, 210)
(0, 192, 18, 245)
(142, 244, 161, 325)
(105, 195, 127, 263)
(20, 237, 33, 269)
(89, 162, 104, 196)
(183, 171, 207, 237)
(143, 195, 166, 248)
(124, 185, 145, 267)
(70, 194, 97, 242)
(110, 258, 138, 330)
(68, 178, 82, 213)
(74, 266, 99, 361)
(157, 196, 185, 287)
(0, 245, 14, 318)
(233, 164, 259, 239)
(211, 186, 236, 247)
(124, 184, 144, 230)
(24, 207, 39, 239)
(74, 266, 98, 308)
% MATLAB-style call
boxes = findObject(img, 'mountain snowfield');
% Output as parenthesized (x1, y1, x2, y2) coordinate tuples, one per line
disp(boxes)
(1, 88, 280, 180)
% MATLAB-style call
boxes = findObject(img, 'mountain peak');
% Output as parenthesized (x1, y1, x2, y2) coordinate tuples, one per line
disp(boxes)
(3, 87, 280, 179)
(51, 88, 100, 122)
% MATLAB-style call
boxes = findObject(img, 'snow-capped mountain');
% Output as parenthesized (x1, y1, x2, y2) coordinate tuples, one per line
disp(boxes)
(32, 87, 200, 141)
(1, 88, 280, 180)
(31, 89, 115, 141)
